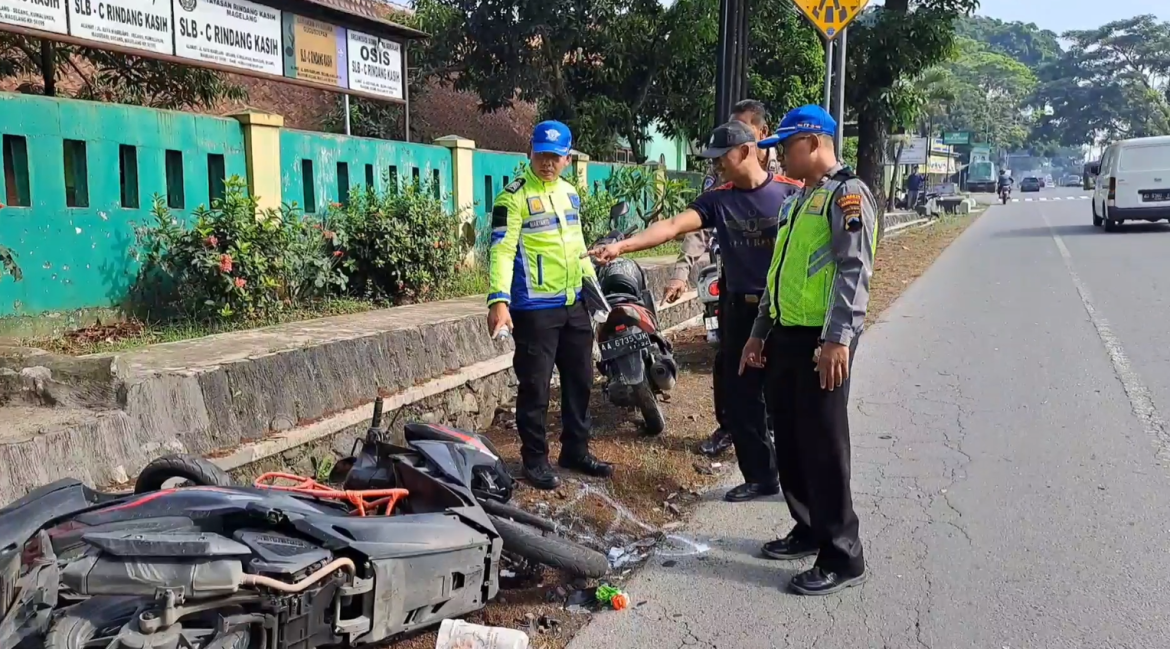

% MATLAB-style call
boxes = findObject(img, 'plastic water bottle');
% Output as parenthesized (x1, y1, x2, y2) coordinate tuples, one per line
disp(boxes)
(494, 326, 512, 341)
(435, 619, 529, 649)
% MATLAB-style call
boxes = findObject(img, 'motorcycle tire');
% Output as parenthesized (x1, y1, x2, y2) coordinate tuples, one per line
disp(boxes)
(489, 515, 611, 579)
(635, 383, 666, 436)
(479, 498, 558, 533)
(45, 596, 252, 649)
(134, 454, 234, 494)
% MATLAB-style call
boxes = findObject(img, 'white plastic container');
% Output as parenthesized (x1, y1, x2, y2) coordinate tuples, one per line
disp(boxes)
(434, 619, 530, 649)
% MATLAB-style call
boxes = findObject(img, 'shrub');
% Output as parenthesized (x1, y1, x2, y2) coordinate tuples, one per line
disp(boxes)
(130, 177, 347, 321)
(335, 180, 466, 303)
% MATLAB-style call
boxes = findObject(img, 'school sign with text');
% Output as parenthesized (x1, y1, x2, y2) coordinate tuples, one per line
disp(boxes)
(0, 0, 406, 102)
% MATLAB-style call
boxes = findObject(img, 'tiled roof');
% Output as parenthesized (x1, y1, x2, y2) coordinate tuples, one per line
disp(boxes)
(297, 0, 428, 39)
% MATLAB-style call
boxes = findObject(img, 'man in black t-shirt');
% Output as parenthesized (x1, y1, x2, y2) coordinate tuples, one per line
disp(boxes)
(589, 121, 801, 502)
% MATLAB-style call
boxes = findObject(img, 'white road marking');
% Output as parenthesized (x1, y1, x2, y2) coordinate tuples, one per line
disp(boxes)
(1041, 210, 1170, 462)
(1010, 196, 1090, 203)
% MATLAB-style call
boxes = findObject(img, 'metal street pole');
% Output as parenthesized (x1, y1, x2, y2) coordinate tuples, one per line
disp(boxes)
(822, 37, 834, 111)
(714, 0, 749, 128)
(343, 94, 351, 136)
(833, 29, 847, 153)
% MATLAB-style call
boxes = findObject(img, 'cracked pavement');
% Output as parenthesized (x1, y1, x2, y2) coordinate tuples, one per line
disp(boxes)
(568, 190, 1170, 648)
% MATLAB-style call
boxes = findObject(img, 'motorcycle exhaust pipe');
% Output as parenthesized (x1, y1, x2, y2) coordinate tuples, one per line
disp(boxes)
(649, 359, 677, 392)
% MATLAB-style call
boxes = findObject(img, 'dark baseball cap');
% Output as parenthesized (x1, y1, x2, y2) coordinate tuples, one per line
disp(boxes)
(699, 121, 757, 159)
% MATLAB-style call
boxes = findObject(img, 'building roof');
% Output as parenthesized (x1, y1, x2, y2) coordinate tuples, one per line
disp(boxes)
(293, 0, 428, 40)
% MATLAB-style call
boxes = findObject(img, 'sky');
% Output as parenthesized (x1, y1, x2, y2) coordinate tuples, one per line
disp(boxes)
(973, 0, 1168, 35)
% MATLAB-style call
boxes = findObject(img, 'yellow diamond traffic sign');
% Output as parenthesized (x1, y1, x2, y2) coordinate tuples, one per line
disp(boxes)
(792, 0, 870, 40)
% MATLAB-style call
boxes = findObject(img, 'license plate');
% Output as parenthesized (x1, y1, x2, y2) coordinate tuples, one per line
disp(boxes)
(704, 317, 719, 331)
(600, 331, 651, 360)
(1142, 191, 1170, 202)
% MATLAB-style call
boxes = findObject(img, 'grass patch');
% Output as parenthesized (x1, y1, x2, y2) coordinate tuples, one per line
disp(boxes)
(626, 239, 682, 259)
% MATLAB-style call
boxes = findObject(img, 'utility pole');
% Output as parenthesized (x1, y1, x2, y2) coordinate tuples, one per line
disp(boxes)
(714, 0, 750, 129)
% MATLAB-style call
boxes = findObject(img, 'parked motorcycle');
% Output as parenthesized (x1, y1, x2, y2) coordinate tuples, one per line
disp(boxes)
(696, 235, 721, 344)
(589, 202, 678, 435)
(0, 399, 608, 649)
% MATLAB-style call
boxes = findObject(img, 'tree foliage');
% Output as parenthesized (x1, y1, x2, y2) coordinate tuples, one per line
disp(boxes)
(0, 36, 244, 109)
(923, 37, 1038, 150)
(1031, 15, 1170, 147)
(954, 15, 1062, 68)
(843, 0, 980, 202)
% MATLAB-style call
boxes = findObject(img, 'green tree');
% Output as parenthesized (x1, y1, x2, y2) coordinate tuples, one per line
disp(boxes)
(0, 37, 244, 109)
(844, 0, 980, 207)
(1031, 15, 1170, 147)
(930, 38, 1038, 149)
(955, 15, 1062, 68)
(410, 0, 705, 161)
(654, 0, 824, 144)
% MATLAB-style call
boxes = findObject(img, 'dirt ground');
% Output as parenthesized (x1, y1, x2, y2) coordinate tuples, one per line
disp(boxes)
(390, 213, 980, 649)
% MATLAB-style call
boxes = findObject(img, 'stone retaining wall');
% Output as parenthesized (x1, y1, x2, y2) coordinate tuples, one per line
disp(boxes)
(0, 260, 700, 502)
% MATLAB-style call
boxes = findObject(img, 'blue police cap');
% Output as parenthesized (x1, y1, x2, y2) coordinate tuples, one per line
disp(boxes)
(532, 120, 573, 156)
(758, 105, 837, 149)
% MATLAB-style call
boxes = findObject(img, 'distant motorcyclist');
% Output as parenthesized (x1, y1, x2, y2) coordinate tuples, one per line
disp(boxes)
(997, 170, 1013, 191)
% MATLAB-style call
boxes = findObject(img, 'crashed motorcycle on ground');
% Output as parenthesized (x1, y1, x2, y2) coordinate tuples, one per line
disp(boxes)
(0, 399, 608, 649)
(585, 202, 678, 435)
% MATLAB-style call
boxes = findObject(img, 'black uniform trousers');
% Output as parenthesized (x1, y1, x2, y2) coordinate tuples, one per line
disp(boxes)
(719, 291, 779, 486)
(511, 302, 594, 468)
(712, 345, 727, 429)
(766, 325, 865, 576)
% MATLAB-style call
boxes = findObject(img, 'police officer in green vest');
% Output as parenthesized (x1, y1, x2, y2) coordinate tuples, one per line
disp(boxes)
(740, 105, 877, 596)
(487, 120, 614, 490)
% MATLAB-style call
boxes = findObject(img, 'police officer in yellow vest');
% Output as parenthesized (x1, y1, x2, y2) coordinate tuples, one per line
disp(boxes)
(740, 105, 877, 596)
(487, 120, 614, 490)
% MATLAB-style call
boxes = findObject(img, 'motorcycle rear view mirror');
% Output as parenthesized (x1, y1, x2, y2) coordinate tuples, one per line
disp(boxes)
(609, 201, 630, 229)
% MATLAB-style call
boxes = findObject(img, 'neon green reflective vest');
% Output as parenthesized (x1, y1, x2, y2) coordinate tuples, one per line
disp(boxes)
(487, 165, 596, 311)
(765, 179, 879, 326)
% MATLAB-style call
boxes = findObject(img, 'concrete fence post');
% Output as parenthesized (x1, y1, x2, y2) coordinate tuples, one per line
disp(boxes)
(231, 112, 285, 212)
(571, 152, 590, 188)
(435, 135, 478, 267)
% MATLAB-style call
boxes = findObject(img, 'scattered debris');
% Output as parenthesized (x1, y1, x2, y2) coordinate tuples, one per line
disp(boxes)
(435, 619, 530, 649)
(693, 462, 713, 475)
(662, 560, 678, 568)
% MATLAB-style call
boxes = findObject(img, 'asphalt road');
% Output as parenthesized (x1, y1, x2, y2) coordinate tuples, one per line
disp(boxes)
(568, 191, 1170, 648)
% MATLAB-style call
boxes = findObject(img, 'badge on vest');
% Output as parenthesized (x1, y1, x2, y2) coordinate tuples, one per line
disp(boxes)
(836, 193, 864, 232)
(569, 193, 581, 209)
(527, 197, 547, 215)
(806, 191, 828, 214)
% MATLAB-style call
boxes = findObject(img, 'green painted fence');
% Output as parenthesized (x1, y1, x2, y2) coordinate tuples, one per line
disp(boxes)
(0, 94, 247, 317)
(278, 130, 455, 215)
(470, 150, 527, 252)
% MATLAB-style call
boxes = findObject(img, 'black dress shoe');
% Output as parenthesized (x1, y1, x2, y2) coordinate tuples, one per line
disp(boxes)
(789, 566, 866, 596)
(523, 462, 561, 490)
(558, 453, 614, 478)
(723, 482, 780, 502)
(697, 428, 733, 456)
(761, 531, 818, 560)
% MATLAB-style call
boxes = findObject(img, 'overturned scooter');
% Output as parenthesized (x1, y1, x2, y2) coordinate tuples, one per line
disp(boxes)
(584, 202, 678, 435)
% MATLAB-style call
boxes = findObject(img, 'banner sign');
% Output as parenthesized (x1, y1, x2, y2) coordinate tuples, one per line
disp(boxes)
(347, 29, 404, 101)
(282, 13, 347, 88)
(173, 0, 282, 76)
(0, 0, 411, 104)
(0, 0, 68, 34)
(69, 0, 173, 54)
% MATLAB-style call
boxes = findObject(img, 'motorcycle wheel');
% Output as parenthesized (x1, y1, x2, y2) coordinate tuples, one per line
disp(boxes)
(45, 597, 252, 649)
(489, 515, 611, 579)
(635, 383, 666, 436)
(134, 454, 234, 493)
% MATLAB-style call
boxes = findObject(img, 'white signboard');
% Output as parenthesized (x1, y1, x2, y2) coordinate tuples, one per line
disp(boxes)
(886, 137, 928, 166)
(0, 0, 68, 34)
(346, 29, 404, 101)
(173, 0, 282, 75)
(70, 0, 173, 54)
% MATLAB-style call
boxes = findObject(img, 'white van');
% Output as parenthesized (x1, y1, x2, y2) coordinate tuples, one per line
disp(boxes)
(1092, 135, 1170, 231)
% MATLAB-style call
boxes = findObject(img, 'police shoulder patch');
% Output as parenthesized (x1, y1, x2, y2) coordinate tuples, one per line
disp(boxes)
(835, 192, 864, 232)
(568, 193, 581, 209)
(504, 178, 526, 194)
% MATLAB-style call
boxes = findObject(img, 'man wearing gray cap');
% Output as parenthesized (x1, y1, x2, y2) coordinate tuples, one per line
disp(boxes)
(589, 121, 801, 502)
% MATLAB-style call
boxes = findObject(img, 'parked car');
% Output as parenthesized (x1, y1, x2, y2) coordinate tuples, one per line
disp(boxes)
(1020, 177, 1042, 192)
(1092, 135, 1170, 231)
(1063, 175, 1082, 187)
